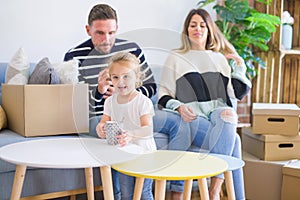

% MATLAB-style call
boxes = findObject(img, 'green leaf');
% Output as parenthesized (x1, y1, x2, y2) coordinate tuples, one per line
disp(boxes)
(214, 0, 249, 23)
(197, 0, 215, 8)
(246, 13, 281, 33)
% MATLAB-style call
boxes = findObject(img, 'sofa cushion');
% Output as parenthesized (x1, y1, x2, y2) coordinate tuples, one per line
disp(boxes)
(28, 57, 60, 84)
(53, 59, 79, 84)
(5, 47, 30, 84)
(0, 63, 35, 105)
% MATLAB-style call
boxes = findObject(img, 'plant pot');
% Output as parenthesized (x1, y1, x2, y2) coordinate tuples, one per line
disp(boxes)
(282, 24, 293, 50)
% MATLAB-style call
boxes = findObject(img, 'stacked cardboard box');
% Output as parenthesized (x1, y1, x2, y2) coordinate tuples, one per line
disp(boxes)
(252, 103, 300, 136)
(243, 103, 300, 160)
(242, 127, 300, 161)
(242, 103, 300, 199)
(243, 151, 292, 200)
(281, 160, 300, 200)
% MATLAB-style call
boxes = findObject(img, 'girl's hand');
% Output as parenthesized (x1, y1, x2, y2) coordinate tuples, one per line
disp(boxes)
(225, 53, 244, 66)
(116, 131, 132, 146)
(96, 122, 106, 139)
(177, 104, 196, 122)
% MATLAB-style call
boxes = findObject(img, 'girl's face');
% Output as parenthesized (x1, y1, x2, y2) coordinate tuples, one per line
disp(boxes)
(109, 61, 137, 97)
(187, 14, 208, 50)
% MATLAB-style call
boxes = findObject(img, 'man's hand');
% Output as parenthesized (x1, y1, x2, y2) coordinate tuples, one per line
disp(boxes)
(98, 68, 115, 99)
(177, 104, 196, 122)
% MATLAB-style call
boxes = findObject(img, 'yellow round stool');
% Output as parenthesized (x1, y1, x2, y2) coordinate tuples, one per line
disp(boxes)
(113, 150, 228, 200)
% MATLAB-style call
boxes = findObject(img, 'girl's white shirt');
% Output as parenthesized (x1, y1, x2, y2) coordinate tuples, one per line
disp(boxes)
(104, 92, 157, 151)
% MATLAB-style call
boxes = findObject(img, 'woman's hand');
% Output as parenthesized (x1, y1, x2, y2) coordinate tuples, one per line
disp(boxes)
(177, 104, 196, 122)
(116, 131, 132, 146)
(96, 122, 106, 139)
(225, 53, 244, 66)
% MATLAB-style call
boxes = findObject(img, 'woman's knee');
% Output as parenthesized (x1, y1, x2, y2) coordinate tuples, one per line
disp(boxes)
(220, 108, 238, 124)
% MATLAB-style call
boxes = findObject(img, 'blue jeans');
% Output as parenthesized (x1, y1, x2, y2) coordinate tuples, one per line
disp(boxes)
(118, 172, 154, 200)
(160, 108, 245, 200)
(153, 109, 191, 151)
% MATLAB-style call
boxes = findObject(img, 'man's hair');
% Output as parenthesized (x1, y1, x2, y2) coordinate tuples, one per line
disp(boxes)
(88, 4, 117, 26)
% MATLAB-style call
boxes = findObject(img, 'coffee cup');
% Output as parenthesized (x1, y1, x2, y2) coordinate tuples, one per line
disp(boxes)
(104, 121, 122, 145)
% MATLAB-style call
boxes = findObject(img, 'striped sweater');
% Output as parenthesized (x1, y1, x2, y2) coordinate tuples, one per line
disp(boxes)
(64, 38, 156, 116)
(158, 50, 252, 119)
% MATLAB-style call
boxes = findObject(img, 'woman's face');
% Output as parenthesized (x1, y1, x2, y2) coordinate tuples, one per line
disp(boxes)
(187, 14, 208, 49)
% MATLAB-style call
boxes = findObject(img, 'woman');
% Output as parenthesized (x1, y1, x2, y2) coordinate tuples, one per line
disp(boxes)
(158, 9, 251, 200)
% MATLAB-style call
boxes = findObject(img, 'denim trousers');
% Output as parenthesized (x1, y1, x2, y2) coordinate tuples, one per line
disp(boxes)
(157, 108, 245, 200)
(118, 172, 154, 200)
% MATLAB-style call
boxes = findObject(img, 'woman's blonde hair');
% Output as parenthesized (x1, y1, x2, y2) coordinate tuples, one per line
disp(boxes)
(108, 52, 144, 88)
(177, 8, 237, 55)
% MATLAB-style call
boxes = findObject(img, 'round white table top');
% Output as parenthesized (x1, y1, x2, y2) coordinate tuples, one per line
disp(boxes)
(209, 153, 245, 171)
(112, 150, 228, 180)
(0, 137, 144, 168)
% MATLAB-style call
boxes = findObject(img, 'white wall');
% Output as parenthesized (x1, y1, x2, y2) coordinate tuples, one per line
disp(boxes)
(0, 0, 215, 63)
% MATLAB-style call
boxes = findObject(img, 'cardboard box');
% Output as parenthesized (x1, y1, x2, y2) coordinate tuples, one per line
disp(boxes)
(282, 160, 300, 200)
(242, 127, 300, 161)
(2, 84, 89, 137)
(252, 103, 300, 136)
(243, 151, 292, 200)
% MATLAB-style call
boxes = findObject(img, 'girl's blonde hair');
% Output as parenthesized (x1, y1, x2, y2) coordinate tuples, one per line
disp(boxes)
(108, 52, 144, 87)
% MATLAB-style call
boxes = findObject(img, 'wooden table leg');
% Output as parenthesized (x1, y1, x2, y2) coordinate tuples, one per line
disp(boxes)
(100, 166, 114, 200)
(224, 171, 235, 200)
(11, 165, 27, 200)
(85, 167, 94, 200)
(183, 179, 193, 200)
(133, 177, 144, 200)
(155, 180, 166, 200)
(198, 178, 209, 200)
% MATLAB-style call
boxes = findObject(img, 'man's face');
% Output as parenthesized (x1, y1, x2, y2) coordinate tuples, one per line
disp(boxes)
(86, 19, 118, 54)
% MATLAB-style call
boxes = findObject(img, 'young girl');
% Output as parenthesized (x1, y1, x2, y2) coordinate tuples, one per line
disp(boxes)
(96, 52, 156, 200)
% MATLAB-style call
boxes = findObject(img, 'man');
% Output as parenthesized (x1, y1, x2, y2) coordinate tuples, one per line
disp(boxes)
(64, 4, 187, 200)
(64, 4, 156, 118)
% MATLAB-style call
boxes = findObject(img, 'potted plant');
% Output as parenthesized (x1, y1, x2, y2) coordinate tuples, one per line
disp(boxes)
(198, 0, 281, 78)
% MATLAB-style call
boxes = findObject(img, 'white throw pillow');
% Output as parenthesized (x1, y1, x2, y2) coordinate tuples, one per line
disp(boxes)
(53, 60, 79, 84)
(5, 47, 30, 84)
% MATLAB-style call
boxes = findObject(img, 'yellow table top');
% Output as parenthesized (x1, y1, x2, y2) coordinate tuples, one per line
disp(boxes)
(112, 150, 228, 180)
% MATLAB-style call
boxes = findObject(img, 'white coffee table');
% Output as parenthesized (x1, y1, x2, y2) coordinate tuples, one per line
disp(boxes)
(0, 137, 144, 200)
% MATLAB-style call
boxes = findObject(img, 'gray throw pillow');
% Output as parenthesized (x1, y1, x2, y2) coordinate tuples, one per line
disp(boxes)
(28, 57, 60, 84)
